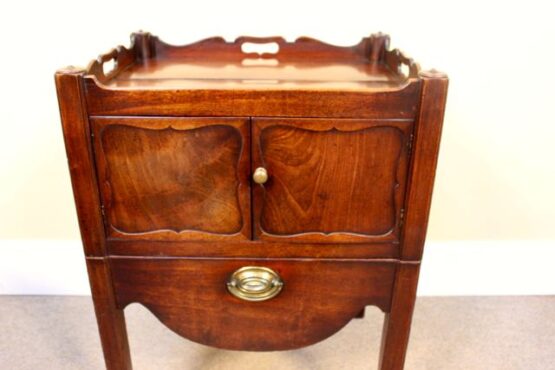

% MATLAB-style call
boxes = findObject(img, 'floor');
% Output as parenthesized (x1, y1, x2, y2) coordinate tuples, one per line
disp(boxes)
(0, 296, 553, 370)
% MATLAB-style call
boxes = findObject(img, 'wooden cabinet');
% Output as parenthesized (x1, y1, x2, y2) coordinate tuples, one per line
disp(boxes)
(56, 32, 448, 370)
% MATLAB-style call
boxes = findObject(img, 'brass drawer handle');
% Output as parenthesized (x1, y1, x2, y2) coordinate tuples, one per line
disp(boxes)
(227, 266, 283, 302)
(252, 167, 268, 184)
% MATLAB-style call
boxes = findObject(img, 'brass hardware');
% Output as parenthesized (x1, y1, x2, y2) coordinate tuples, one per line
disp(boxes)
(227, 266, 283, 302)
(252, 167, 269, 184)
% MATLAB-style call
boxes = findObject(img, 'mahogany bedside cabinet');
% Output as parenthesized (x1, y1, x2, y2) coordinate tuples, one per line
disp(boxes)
(55, 31, 448, 370)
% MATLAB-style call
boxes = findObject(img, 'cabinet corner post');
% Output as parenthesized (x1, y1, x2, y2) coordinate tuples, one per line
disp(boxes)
(55, 67, 106, 257)
(400, 70, 449, 260)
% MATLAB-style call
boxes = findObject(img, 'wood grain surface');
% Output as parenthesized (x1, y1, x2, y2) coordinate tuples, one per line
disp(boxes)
(253, 118, 412, 243)
(107, 239, 399, 259)
(57, 32, 447, 370)
(400, 71, 449, 260)
(86, 258, 132, 370)
(55, 68, 106, 257)
(84, 81, 421, 119)
(92, 117, 251, 241)
(110, 257, 396, 351)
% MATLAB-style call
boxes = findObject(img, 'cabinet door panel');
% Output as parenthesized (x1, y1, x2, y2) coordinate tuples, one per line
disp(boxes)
(253, 118, 412, 243)
(92, 117, 250, 241)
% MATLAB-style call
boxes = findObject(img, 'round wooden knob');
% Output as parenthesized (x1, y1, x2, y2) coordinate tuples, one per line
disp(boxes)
(253, 167, 268, 184)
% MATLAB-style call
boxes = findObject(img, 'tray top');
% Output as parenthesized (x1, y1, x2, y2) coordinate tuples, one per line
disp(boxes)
(108, 59, 402, 90)
(85, 32, 420, 92)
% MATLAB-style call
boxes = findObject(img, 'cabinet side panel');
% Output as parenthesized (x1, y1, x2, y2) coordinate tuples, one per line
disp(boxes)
(401, 72, 448, 260)
(55, 69, 105, 256)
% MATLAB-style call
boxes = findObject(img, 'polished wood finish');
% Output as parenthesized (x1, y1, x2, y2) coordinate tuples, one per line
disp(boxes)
(84, 82, 421, 119)
(86, 259, 132, 370)
(253, 118, 412, 243)
(115, 33, 418, 89)
(56, 32, 447, 370)
(378, 263, 420, 370)
(84, 33, 421, 118)
(91, 116, 251, 241)
(55, 68, 106, 256)
(145, 34, 381, 62)
(107, 240, 399, 259)
(401, 71, 449, 260)
(110, 257, 396, 351)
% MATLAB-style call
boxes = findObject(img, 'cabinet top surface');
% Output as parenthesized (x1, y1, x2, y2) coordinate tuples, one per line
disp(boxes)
(108, 58, 403, 90)
(82, 32, 421, 92)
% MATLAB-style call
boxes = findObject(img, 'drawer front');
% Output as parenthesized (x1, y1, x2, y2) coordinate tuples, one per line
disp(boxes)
(91, 117, 251, 241)
(253, 118, 412, 243)
(110, 257, 396, 351)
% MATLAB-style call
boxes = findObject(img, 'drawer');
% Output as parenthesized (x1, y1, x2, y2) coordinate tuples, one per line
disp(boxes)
(110, 257, 396, 350)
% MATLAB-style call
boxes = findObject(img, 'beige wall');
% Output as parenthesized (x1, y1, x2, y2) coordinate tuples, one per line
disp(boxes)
(0, 0, 554, 241)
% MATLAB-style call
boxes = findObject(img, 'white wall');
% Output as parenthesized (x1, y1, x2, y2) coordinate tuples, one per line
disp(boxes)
(0, 0, 554, 295)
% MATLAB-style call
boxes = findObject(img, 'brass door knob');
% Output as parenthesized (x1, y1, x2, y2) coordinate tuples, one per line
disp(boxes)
(227, 266, 283, 302)
(252, 167, 268, 184)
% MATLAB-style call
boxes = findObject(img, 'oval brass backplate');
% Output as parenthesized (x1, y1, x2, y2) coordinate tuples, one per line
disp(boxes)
(227, 266, 283, 302)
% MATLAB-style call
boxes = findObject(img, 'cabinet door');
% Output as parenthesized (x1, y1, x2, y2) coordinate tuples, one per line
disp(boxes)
(92, 117, 250, 241)
(252, 118, 412, 243)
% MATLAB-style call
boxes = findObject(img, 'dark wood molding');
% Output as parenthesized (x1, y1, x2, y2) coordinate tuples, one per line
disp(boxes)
(55, 68, 106, 256)
(84, 81, 422, 119)
(107, 239, 400, 259)
(401, 70, 449, 260)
